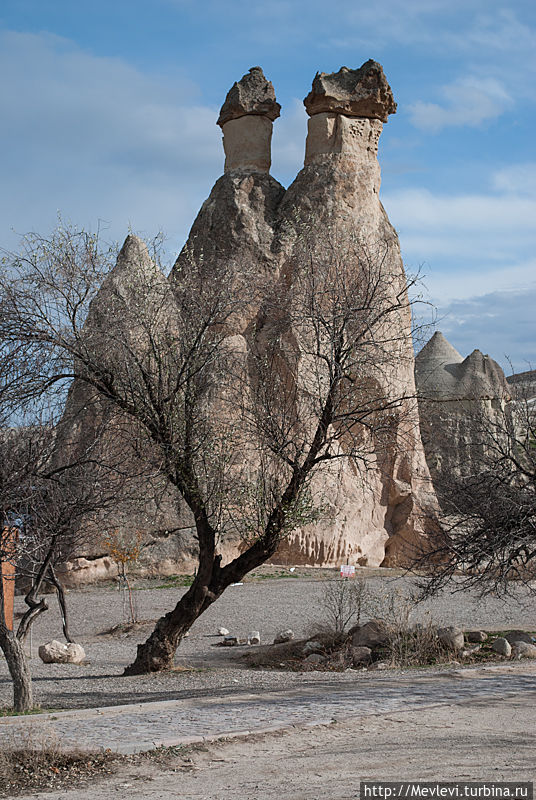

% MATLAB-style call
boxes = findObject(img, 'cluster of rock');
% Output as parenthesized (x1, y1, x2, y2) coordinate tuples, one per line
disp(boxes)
(434, 626, 536, 661)
(415, 331, 511, 483)
(55, 61, 439, 585)
(265, 620, 536, 670)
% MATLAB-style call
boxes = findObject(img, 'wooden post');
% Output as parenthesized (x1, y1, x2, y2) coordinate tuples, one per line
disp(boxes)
(1, 527, 17, 631)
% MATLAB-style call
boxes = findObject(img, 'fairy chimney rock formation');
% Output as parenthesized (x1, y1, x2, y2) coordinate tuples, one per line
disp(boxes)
(218, 66, 281, 174)
(303, 61, 396, 167)
(415, 331, 511, 481)
(415, 331, 509, 401)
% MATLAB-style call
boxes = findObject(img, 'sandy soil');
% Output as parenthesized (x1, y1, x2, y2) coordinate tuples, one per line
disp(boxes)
(18, 691, 536, 800)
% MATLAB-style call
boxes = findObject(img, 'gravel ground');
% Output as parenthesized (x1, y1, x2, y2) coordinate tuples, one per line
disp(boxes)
(1, 568, 534, 710)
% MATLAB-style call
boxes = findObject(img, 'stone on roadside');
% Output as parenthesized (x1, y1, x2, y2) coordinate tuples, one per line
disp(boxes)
(222, 636, 240, 647)
(504, 630, 535, 645)
(248, 631, 261, 645)
(351, 619, 390, 649)
(461, 645, 481, 658)
(511, 641, 536, 660)
(305, 653, 326, 665)
(218, 627, 230, 636)
(351, 646, 372, 666)
(302, 640, 324, 656)
(465, 631, 488, 643)
(491, 637, 511, 657)
(273, 629, 294, 644)
(38, 640, 86, 665)
(437, 626, 464, 652)
(368, 660, 390, 671)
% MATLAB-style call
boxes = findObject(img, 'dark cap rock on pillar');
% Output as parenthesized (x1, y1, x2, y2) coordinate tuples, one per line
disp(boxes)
(303, 60, 396, 166)
(218, 67, 281, 174)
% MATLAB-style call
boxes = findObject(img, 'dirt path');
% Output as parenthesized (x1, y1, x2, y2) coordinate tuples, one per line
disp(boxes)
(18, 689, 535, 800)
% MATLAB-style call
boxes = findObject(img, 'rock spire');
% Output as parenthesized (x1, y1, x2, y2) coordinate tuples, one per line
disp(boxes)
(217, 67, 281, 174)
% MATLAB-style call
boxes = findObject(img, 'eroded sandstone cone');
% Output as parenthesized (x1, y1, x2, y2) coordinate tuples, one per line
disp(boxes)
(303, 60, 397, 121)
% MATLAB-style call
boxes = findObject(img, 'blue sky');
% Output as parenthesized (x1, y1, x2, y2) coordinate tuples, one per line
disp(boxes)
(1, 0, 534, 372)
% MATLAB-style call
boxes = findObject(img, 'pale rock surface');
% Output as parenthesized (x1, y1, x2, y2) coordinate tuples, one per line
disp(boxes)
(437, 626, 464, 652)
(415, 331, 511, 481)
(39, 640, 85, 665)
(271, 62, 437, 566)
(53, 235, 200, 583)
(511, 641, 536, 659)
(55, 62, 438, 579)
(491, 637, 512, 657)
(219, 66, 280, 174)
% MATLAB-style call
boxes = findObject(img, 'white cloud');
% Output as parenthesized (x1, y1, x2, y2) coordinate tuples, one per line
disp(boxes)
(0, 30, 222, 255)
(434, 286, 536, 373)
(384, 186, 536, 278)
(492, 163, 536, 197)
(408, 77, 513, 132)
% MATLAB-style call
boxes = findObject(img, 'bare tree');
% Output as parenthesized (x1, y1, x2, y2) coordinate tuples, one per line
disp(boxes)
(0, 222, 431, 676)
(416, 392, 535, 597)
(0, 415, 131, 711)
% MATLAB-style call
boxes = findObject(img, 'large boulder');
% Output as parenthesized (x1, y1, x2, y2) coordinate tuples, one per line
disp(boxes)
(38, 640, 86, 665)
(491, 637, 512, 657)
(351, 619, 390, 649)
(437, 626, 464, 652)
(511, 642, 536, 659)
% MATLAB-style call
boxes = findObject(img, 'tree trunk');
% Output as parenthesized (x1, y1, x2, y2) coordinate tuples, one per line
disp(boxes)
(0, 630, 33, 712)
(123, 538, 279, 675)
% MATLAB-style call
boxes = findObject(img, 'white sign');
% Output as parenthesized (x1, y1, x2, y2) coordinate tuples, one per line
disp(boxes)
(340, 564, 356, 578)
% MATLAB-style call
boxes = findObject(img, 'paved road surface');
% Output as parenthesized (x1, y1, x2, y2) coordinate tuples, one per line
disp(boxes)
(2, 664, 534, 754)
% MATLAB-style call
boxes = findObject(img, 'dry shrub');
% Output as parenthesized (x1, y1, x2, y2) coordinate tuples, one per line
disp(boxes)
(365, 584, 444, 667)
(315, 576, 371, 643)
(0, 727, 118, 797)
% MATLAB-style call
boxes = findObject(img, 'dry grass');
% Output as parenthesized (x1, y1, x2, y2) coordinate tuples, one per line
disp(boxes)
(0, 727, 120, 797)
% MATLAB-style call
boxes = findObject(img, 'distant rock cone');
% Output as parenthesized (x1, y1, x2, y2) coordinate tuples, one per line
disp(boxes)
(415, 331, 511, 481)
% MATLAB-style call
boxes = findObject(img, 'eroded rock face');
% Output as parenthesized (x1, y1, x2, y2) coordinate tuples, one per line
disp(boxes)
(56, 63, 438, 580)
(269, 66, 436, 567)
(304, 61, 397, 121)
(415, 331, 511, 481)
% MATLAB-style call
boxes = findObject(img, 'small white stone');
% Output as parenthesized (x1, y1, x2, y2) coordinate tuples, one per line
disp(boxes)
(218, 627, 230, 636)
(248, 631, 261, 645)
